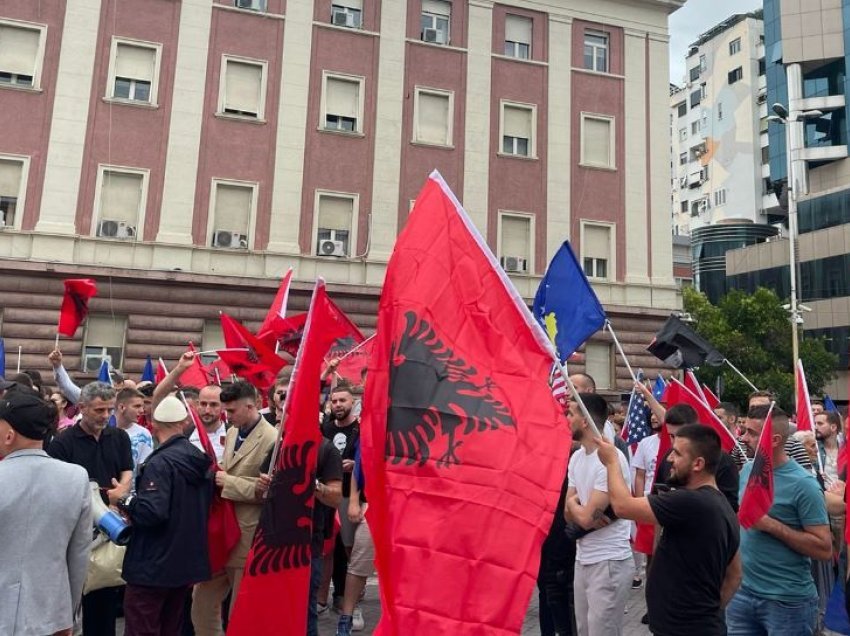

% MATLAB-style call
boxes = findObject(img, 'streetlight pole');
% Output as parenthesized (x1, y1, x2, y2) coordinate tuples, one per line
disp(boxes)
(768, 100, 822, 375)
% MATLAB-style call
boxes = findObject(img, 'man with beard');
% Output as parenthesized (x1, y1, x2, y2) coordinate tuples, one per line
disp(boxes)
(597, 425, 741, 635)
(319, 385, 360, 612)
(48, 381, 133, 636)
(189, 384, 226, 463)
(726, 405, 831, 635)
(815, 410, 841, 485)
(564, 393, 634, 636)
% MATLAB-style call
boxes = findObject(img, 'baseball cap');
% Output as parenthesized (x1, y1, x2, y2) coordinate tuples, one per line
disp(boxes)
(0, 390, 55, 440)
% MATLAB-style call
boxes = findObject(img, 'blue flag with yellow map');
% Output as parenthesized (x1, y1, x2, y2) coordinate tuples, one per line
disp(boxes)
(532, 241, 606, 362)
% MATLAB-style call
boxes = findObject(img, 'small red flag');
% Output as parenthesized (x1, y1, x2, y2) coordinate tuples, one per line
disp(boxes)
(219, 314, 286, 390)
(701, 383, 721, 410)
(181, 395, 241, 573)
(684, 370, 708, 405)
(155, 358, 168, 384)
(334, 336, 374, 384)
(57, 278, 97, 337)
(361, 172, 570, 634)
(795, 359, 815, 433)
(228, 280, 355, 636)
(652, 424, 673, 487)
(206, 357, 232, 385)
(663, 377, 738, 452)
(180, 343, 212, 388)
(258, 269, 293, 339)
(738, 404, 775, 529)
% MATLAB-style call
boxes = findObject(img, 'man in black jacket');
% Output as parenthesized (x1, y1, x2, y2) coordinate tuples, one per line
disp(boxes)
(112, 395, 213, 636)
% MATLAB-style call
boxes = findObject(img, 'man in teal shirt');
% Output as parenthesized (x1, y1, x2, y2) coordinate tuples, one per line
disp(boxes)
(726, 405, 832, 635)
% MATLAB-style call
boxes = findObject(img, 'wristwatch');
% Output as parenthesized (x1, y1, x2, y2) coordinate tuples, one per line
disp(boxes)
(117, 494, 135, 512)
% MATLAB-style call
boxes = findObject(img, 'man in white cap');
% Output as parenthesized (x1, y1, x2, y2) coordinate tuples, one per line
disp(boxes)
(111, 395, 213, 635)
(0, 389, 92, 636)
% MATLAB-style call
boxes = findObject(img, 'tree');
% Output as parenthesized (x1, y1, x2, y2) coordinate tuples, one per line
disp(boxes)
(683, 286, 837, 412)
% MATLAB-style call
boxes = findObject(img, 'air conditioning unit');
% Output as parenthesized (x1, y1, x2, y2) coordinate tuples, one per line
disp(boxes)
(423, 28, 443, 44)
(332, 9, 354, 27)
(235, 0, 263, 10)
(84, 354, 111, 373)
(212, 230, 248, 249)
(318, 239, 346, 257)
(500, 255, 527, 273)
(98, 219, 136, 239)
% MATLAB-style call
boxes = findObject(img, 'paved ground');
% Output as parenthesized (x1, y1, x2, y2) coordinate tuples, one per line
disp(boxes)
(317, 576, 652, 635)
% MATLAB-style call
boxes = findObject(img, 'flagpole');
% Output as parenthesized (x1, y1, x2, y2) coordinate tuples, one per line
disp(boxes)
(54, 333, 60, 349)
(16, 346, 22, 373)
(553, 357, 602, 440)
(337, 334, 376, 362)
(195, 348, 249, 357)
(723, 359, 759, 392)
(605, 320, 636, 384)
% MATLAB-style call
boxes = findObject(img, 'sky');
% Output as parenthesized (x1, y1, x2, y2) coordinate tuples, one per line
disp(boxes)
(669, 0, 761, 83)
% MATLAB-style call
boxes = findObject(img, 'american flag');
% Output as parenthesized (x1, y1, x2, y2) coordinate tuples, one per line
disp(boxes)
(549, 363, 568, 408)
(621, 370, 653, 445)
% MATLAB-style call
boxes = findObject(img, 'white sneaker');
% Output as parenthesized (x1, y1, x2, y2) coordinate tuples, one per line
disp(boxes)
(352, 606, 365, 631)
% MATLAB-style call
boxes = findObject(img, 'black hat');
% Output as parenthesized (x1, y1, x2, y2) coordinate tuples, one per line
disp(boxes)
(0, 390, 55, 440)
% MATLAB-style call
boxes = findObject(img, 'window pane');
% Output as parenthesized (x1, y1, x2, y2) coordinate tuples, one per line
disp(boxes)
(225, 60, 263, 115)
(134, 81, 151, 102)
(114, 77, 131, 99)
(213, 183, 252, 234)
(0, 25, 40, 77)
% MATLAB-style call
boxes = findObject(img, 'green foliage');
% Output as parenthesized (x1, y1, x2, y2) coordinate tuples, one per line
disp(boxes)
(682, 286, 837, 412)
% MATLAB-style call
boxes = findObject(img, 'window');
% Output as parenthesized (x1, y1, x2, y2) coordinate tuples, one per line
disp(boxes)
(504, 14, 531, 59)
(717, 102, 723, 120)
(691, 121, 699, 135)
(700, 83, 707, 99)
(690, 89, 701, 108)
(680, 200, 688, 214)
(583, 30, 608, 73)
(0, 156, 26, 229)
(584, 342, 612, 389)
(413, 88, 453, 146)
(679, 152, 687, 165)
(83, 315, 127, 372)
(700, 165, 709, 181)
(580, 113, 614, 169)
(220, 57, 266, 119)
(498, 213, 532, 274)
(0, 21, 43, 88)
(331, 2, 362, 28)
(679, 127, 687, 141)
(714, 189, 727, 206)
(501, 102, 535, 157)
(201, 321, 225, 367)
(316, 192, 356, 257)
(689, 66, 700, 82)
(699, 54, 707, 72)
(758, 57, 765, 76)
(761, 145, 770, 164)
(95, 168, 146, 239)
(322, 73, 363, 133)
(581, 223, 612, 280)
(676, 102, 687, 118)
(210, 181, 255, 249)
(234, 0, 267, 10)
(729, 38, 741, 55)
(109, 40, 159, 104)
(728, 67, 743, 84)
(421, 0, 450, 45)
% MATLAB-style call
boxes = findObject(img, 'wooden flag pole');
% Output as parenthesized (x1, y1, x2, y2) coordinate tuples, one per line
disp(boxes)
(724, 359, 759, 392)
(337, 334, 376, 362)
(553, 356, 602, 440)
(16, 346, 22, 373)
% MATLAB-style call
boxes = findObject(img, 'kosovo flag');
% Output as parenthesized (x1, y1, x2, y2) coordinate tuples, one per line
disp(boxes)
(532, 241, 606, 361)
(141, 355, 155, 383)
(0, 337, 5, 377)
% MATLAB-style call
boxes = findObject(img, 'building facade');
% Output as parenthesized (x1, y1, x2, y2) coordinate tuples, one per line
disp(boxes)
(0, 0, 683, 395)
(726, 0, 849, 401)
(668, 11, 783, 303)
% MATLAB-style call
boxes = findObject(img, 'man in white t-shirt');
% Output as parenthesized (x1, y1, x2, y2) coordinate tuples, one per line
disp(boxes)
(115, 388, 154, 475)
(565, 392, 634, 636)
(189, 384, 227, 463)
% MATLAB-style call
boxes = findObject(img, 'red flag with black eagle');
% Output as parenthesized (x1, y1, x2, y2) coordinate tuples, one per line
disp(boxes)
(218, 313, 286, 390)
(180, 394, 240, 573)
(258, 269, 293, 337)
(662, 377, 738, 452)
(227, 280, 356, 636)
(360, 171, 571, 634)
(738, 403, 775, 529)
(57, 278, 97, 337)
(181, 342, 212, 388)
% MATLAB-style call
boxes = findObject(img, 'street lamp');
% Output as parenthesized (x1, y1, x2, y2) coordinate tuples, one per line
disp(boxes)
(767, 103, 823, 373)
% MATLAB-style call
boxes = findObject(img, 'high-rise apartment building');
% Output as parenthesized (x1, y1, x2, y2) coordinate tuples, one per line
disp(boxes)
(668, 11, 782, 303)
(0, 0, 683, 393)
(726, 0, 849, 401)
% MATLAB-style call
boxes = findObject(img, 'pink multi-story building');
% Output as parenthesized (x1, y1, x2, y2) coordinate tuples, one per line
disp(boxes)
(0, 0, 684, 395)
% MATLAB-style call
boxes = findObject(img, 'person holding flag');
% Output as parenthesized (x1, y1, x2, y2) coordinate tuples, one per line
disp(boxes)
(726, 404, 832, 635)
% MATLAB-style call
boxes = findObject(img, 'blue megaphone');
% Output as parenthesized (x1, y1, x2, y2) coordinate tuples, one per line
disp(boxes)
(89, 481, 132, 546)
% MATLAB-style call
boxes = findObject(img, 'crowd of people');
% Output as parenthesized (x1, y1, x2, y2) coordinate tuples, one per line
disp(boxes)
(0, 351, 848, 636)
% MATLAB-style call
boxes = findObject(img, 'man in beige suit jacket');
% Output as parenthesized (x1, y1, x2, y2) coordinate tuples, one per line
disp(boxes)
(192, 381, 277, 636)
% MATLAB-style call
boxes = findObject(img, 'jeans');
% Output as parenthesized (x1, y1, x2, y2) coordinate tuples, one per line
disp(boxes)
(726, 588, 818, 635)
(308, 555, 323, 636)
